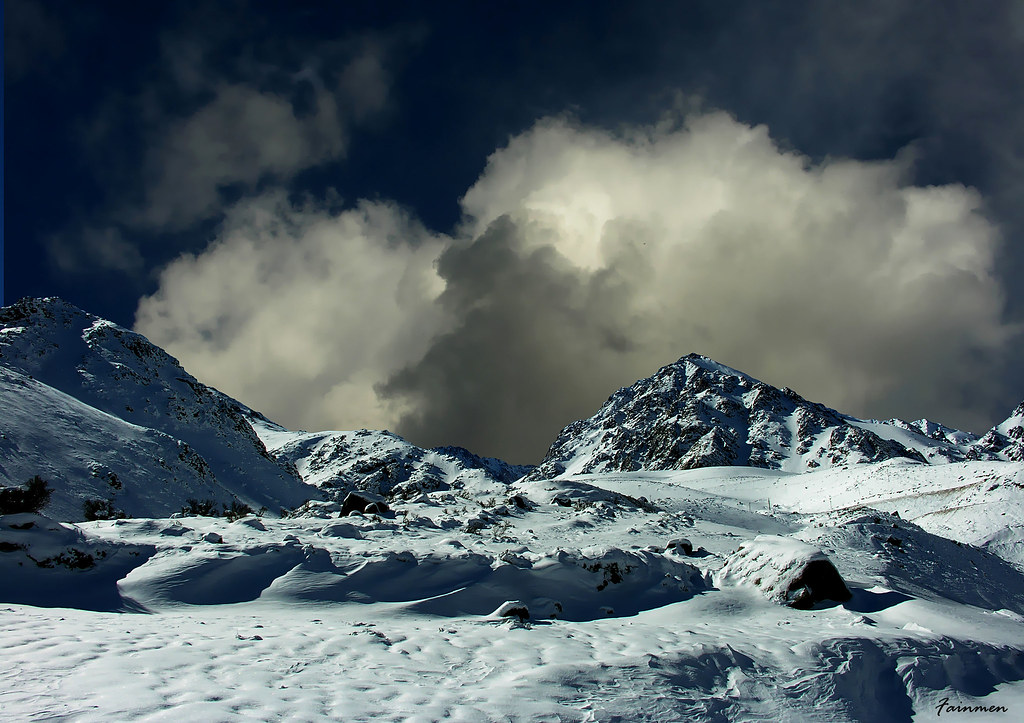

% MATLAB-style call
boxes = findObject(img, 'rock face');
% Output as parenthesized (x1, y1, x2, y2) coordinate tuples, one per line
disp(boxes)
(528, 354, 937, 479)
(715, 535, 852, 609)
(0, 298, 315, 520)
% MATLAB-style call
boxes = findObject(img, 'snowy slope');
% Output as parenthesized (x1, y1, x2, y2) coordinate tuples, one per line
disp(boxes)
(0, 367, 237, 520)
(0, 298, 315, 518)
(528, 353, 1010, 480)
(650, 457, 1024, 570)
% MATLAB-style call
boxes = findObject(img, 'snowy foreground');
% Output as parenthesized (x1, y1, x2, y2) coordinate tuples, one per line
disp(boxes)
(3, 460, 1024, 721)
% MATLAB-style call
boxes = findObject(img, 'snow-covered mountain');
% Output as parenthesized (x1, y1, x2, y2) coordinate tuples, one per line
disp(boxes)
(251, 417, 533, 507)
(0, 297, 316, 519)
(528, 353, 1013, 480)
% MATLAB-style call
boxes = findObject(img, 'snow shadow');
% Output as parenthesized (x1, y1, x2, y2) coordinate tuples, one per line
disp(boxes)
(842, 587, 913, 614)
(0, 514, 155, 612)
(119, 544, 309, 606)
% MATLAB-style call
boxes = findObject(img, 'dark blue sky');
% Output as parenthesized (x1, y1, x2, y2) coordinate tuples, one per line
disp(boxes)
(5, 0, 1024, 459)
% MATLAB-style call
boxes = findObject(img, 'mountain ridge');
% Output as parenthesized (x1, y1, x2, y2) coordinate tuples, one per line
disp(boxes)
(0, 298, 533, 519)
(3, 298, 1021, 519)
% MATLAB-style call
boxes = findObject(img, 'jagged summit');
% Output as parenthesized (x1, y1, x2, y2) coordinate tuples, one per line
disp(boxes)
(526, 353, 1006, 480)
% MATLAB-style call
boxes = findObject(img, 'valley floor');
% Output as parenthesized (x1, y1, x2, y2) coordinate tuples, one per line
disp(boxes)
(3, 460, 1024, 722)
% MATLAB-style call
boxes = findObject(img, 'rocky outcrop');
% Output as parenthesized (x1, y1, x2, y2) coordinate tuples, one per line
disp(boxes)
(975, 400, 1024, 462)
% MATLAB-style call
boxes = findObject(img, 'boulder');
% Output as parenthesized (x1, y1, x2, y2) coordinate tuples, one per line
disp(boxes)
(716, 535, 851, 609)
(666, 538, 693, 555)
(341, 491, 389, 517)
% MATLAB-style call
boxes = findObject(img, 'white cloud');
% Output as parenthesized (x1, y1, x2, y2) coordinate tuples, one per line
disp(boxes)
(135, 191, 448, 432)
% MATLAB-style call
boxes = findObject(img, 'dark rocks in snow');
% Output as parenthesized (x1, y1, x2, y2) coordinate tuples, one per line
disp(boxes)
(507, 494, 533, 510)
(783, 559, 852, 609)
(666, 538, 693, 555)
(341, 491, 390, 517)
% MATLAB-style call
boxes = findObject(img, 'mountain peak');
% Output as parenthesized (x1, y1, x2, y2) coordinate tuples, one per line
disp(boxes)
(0, 296, 97, 328)
(524, 355, 995, 480)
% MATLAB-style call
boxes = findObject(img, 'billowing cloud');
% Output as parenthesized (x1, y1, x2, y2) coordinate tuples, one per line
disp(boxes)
(138, 111, 1017, 463)
(131, 81, 350, 231)
(135, 191, 448, 433)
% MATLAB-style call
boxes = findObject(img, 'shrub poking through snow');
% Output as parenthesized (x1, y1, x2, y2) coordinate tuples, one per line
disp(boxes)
(0, 477, 52, 514)
(182, 498, 220, 517)
(716, 535, 852, 609)
(222, 500, 254, 521)
(82, 498, 125, 521)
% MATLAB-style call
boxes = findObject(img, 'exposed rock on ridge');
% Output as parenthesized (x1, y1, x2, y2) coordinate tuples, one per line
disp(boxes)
(976, 400, 1024, 462)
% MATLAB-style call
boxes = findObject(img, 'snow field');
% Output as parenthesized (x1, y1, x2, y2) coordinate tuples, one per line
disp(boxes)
(3, 457, 1024, 720)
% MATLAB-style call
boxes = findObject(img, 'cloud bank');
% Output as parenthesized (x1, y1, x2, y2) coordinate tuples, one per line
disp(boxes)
(136, 112, 1016, 463)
